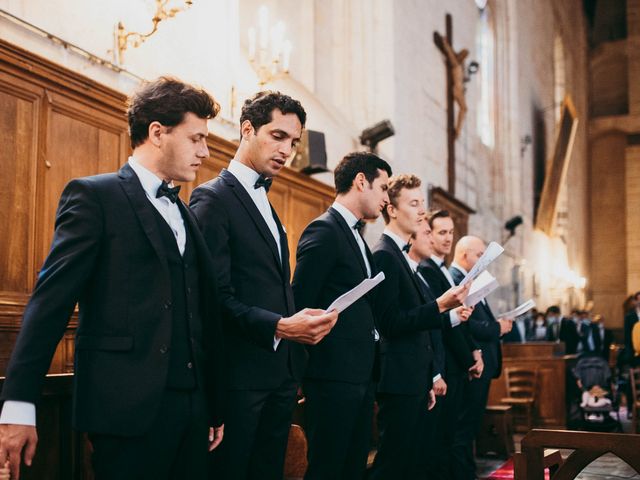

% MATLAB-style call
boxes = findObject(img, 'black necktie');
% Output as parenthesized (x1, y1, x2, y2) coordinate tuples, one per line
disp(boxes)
(439, 261, 447, 270)
(156, 181, 181, 203)
(353, 219, 366, 232)
(402, 242, 412, 253)
(254, 175, 273, 192)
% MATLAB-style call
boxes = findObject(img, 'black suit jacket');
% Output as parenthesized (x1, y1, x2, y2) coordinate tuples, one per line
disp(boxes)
(292, 207, 377, 384)
(1, 164, 224, 435)
(450, 266, 502, 379)
(559, 318, 580, 354)
(420, 259, 477, 376)
(372, 234, 445, 394)
(190, 168, 306, 389)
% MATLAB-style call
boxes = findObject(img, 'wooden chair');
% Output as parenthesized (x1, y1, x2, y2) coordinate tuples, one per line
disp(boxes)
(501, 367, 538, 432)
(630, 367, 640, 434)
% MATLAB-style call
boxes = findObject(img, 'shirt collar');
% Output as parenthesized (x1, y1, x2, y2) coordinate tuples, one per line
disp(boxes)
(332, 201, 360, 229)
(450, 261, 468, 276)
(128, 156, 165, 200)
(383, 228, 410, 251)
(431, 254, 446, 268)
(228, 159, 261, 192)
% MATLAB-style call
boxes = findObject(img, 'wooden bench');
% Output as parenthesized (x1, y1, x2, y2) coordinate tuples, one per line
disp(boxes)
(514, 429, 640, 480)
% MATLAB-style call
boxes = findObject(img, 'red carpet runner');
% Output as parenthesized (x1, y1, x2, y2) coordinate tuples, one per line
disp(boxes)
(482, 458, 551, 480)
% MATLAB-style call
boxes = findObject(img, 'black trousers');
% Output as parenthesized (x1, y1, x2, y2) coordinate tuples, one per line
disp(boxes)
(89, 388, 208, 480)
(303, 379, 375, 480)
(209, 377, 298, 480)
(368, 392, 430, 479)
(451, 374, 492, 480)
(428, 372, 466, 480)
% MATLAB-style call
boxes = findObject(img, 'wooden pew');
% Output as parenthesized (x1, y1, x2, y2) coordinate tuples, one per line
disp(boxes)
(515, 429, 640, 480)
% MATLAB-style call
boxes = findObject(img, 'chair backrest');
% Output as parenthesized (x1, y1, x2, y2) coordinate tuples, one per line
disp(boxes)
(505, 366, 538, 399)
(631, 368, 640, 407)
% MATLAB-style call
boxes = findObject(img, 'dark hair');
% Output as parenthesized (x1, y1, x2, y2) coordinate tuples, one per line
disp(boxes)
(546, 305, 561, 315)
(334, 151, 392, 195)
(381, 174, 422, 224)
(240, 91, 306, 135)
(426, 209, 451, 229)
(127, 76, 220, 148)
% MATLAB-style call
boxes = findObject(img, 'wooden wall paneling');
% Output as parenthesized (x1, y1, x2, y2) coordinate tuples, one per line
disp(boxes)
(0, 72, 42, 297)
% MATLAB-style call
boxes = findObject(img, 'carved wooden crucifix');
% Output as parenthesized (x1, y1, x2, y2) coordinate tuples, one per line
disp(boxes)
(434, 14, 469, 195)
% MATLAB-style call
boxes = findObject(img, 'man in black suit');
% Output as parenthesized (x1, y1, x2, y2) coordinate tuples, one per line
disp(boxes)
(420, 209, 482, 480)
(449, 236, 513, 480)
(190, 92, 337, 480)
(0, 77, 225, 479)
(369, 175, 470, 479)
(559, 309, 581, 354)
(292, 152, 391, 479)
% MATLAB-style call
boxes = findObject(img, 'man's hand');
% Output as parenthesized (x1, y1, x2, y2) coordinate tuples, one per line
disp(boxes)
(276, 308, 339, 344)
(0, 424, 37, 480)
(436, 283, 471, 312)
(468, 351, 484, 379)
(456, 306, 474, 322)
(498, 318, 513, 336)
(433, 377, 447, 396)
(208, 424, 224, 451)
(427, 389, 436, 411)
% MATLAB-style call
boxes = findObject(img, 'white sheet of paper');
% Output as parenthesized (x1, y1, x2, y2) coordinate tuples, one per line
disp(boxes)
(498, 299, 536, 320)
(459, 241, 505, 287)
(463, 271, 499, 307)
(326, 272, 385, 313)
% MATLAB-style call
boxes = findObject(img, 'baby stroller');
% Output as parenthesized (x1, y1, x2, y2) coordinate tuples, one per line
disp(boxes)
(572, 354, 623, 432)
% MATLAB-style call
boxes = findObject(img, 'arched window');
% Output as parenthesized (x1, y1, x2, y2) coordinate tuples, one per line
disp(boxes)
(476, 5, 495, 148)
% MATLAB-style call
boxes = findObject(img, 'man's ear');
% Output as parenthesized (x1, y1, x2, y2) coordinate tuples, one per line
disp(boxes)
(148, 121, 164, 147)
(354, 172, 367, 192)
(240, 120, 254, 141)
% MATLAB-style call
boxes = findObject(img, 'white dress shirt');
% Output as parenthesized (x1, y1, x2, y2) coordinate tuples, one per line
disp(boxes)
(430, 255, 461, 327)
(227, 160, 282, 262)
(0, 157, 189, 427)
(130, 157, 186, 255)
(332, 201, 371, 277)
(384, 230, 442, 383)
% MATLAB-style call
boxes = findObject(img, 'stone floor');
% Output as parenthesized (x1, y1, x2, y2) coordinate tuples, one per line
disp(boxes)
(476, 406, 640, 479)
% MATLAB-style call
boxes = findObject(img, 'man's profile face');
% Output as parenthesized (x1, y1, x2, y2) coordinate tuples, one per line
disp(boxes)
(360, 169, 390, 220)
(243, 109, 302, 178)
(157, 112, 209, 183)
(430, 216, 454, 257)
(412, 223, 433, 260)
(465, 239, 486, 269)
(389, 189, 426, 236)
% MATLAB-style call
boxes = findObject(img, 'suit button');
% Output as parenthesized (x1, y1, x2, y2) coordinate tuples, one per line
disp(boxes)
(163, 301, 172, 310)
(187, 287, 191, 294)
(184, 263, 189, 269)
(187, 362, 193, 369)
(189, 312, 193, 319)
(160, 345, 168, 354)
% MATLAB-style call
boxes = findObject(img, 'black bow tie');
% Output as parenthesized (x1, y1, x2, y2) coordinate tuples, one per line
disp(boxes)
(439, 261, 447, 269)
(402, 242, 412, 253)
(254, 175, 273, 192)
(156, 181, 181, 203)
(353, 219, 366, 232)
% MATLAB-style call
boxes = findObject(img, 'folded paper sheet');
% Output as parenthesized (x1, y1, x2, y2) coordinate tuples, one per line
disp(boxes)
(326, 272, 385, 313)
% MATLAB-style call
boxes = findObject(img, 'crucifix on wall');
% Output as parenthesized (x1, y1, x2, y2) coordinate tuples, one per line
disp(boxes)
(434, 14, 473, 195)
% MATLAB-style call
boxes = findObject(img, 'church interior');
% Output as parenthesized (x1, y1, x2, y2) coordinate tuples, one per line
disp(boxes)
(1, 0, 640, 478)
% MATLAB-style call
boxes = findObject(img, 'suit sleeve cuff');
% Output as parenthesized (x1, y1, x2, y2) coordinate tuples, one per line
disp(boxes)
(450, 310, 461, 327)
(0, 401, 36, 426)
(432, 373, 442, 382)
(273, 335, 281, 350)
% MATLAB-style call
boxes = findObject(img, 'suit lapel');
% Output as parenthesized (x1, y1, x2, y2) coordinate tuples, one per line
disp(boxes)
(328, 207, 368, 278)
(271, 205, 291, 279)
(382, 234, 426, 302)
(220, 169, 283, 274)
(427, 257, 451, 288)
(118, 163, 169, 277)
